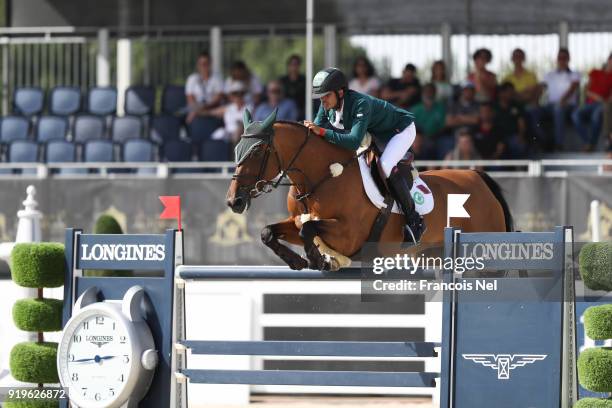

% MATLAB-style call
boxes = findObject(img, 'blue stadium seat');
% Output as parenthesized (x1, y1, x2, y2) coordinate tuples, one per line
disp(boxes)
(125, 86, 155, 116)
(111, 116, 143, 143)
(13, 87, 44, 116)
(46, 140, 83, 175)
(50, 86, 81, 116)
(88, 87, 118, 116)
(150, 115, 181, 144)
(73, 115, 105, 143)
(199, 140, 230, 161)
(123, 139, 155, 162)
(162, 140, 192, 162)
(161, 85, 186, 115)
(8, 140, 38, 165)
(188, 116, 223, 144)
(36, 116, 68, 143)
(1, 116, 30, 144)
(84, 140, 114, 162)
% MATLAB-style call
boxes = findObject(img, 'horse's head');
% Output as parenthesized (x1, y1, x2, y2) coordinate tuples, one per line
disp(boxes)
(226, 108, 279, 213)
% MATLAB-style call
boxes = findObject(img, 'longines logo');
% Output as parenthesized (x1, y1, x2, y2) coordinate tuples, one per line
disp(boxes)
(460, 243, 554, 261)
(80, 244, 165, 261)
(209, 209, 253, 246)
(86, 335, 113, 348)
(463, 354, 547, 379)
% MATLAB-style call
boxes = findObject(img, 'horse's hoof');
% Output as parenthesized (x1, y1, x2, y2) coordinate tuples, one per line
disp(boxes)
(289, 257, 308, 270)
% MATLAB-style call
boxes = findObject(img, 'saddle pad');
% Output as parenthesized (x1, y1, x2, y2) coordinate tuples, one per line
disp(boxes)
(357, 155, 434, 215)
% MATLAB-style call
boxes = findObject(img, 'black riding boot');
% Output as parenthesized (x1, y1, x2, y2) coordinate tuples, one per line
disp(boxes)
(387, 167, 426, 244)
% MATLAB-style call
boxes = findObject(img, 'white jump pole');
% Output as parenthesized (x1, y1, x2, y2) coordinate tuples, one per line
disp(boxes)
(590, 200, 600, 242)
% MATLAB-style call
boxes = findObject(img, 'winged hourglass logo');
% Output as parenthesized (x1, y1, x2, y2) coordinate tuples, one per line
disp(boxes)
(462, 354, 547, 379)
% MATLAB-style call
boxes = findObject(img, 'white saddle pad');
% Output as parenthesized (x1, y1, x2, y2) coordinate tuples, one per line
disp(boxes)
(357, 156, 434, 215)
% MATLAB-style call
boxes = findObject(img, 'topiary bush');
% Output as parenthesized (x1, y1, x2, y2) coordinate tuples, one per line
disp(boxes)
(85, 213, 132, 277)
(584, 304, 612, 340)
(4, 400, 60, 408)
(12, 298, 63, 332)
(10, 243, 65, 288)
(578, 347, 612, 393)
(9, 342, 59, 384)
(579, 242, 612, 291)
(574, 398, 612, 408)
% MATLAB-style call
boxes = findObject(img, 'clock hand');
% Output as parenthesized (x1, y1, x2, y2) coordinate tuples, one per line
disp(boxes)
(73, 355, 118, 363)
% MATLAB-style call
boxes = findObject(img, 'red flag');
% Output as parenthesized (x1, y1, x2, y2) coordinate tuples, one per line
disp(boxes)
(159, 196, 182, 231)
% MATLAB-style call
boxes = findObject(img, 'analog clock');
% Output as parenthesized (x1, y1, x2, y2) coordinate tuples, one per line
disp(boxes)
(58, 286, 158, 408)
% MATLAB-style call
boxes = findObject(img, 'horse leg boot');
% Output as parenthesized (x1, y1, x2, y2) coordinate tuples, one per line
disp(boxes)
(387, 166, 425, 244)
(261, 219, 308, 270)
(299, 220, 330, 271)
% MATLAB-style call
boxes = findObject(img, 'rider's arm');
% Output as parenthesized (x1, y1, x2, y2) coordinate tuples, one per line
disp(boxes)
(323, 98, 371, 151)
(313, 103, 329, 127)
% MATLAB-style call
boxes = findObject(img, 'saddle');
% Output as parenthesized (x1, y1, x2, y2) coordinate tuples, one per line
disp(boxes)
(365, 145, 417, 196)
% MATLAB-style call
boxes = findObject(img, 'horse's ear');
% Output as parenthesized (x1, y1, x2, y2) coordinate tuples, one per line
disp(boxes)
(261, 107, 278, 131)
(243, 109, 253, 129)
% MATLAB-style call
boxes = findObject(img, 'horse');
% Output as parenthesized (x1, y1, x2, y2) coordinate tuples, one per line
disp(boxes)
(226, 110, 513, 271)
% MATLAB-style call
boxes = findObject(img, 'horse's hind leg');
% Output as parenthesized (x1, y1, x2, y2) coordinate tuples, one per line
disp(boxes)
(261, 219, 308, 270)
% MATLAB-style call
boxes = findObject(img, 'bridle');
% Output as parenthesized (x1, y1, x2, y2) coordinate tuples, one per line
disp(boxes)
(231, 126, 356, 211)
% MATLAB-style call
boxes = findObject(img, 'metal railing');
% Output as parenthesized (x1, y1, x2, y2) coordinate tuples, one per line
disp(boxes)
(0, 159, 610, 179)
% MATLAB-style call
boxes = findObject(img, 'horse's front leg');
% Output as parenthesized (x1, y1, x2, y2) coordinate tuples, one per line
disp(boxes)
(261, 218, 308, 270)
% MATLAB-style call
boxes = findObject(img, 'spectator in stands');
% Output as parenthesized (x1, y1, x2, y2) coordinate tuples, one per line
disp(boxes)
(571, 53, 612, 151)
(445, 81, 479, 132)
(411, 83, 446, 139)
(411, 127, 436, 161)
(349, 56, 381, 97)
(536, 48, 581, 150)
(473, 103, 505, 159)
(381, 63, 421, 109)
(444, 127, 482, 162)
(254, 80, 298, 122)
(496, 82, 528, 158)
(503, 48, 540, 106)
(206, 81, 253, 145)
(185, 51, 224, 123)
(431, 60, 453, 106)
(279, 54, 306, 120)
(468, 48, 497, 103)
(225, 60, 263, 107)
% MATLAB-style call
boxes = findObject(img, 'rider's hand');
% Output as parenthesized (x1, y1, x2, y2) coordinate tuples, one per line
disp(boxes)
(304, 121, 326, 137)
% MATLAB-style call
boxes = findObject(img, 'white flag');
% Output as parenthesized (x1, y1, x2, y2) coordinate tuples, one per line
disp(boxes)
(447, 194, 470, 227)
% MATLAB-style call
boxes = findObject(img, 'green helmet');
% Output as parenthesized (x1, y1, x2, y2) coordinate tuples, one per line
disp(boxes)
(312, 67, 348, 98)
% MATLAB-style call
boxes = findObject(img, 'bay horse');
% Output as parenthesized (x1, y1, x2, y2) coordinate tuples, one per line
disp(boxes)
(226, 110, 513, 271)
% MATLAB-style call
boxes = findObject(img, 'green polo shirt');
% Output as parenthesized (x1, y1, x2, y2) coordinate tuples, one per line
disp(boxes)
(411, 101, 446, 137)
(314, 90, 414, 150)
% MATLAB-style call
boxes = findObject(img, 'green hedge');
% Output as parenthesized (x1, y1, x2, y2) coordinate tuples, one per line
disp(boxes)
(11, 243, 65, 288)
(9, 342, 59, 384)
(574, 398, 612, 408)
(12, 298, 63, 332)
(584, 304, 612, 340)
(3, 400, 59, 408)
(579, 242, 612, 291)
(578, 347, 612, 393)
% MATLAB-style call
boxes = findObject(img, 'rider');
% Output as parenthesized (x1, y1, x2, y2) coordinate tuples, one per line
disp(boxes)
(304, 67, 425, 243)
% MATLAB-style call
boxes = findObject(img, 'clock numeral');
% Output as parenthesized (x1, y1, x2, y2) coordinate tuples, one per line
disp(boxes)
(96, 316, 104, 325)
(123, 355, 130, 363)
(118, 374, 124, 382)
(119, 335, 127, 344)
(71, 373, 79, 382)
(69, 354, 75, 362)
(95, 393, 101, 401)
(109, 388, 115, 397)
(81, 388, 87, 397)
(112, 322, 116, 330)
(82, 321, 89, 330)
(73, 335, 81, 343)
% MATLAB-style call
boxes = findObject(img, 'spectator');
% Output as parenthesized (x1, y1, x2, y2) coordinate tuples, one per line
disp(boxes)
(473, 103, 505, 159)
(349, 56, 381, 97)
(445, 81, 479, 132)
(411, 83, 446, 138)
(495, 82, 528, 158)
(185, 51, 224, 123)
(254, 80, 298, 122)
(445, 127, 482, 161)
(571, 53, 612, 151)
(467, 48, 497, 102)
(381, 63, 421, 109)
(431, 60, 453, 105)
(206, 81, 253, 145)
(535, 48, 581, 150)
(411, 127, 436, 160)
(279, 54, 306, 120)
(224, 60, 263, 107)
(503, 48, 540, 106)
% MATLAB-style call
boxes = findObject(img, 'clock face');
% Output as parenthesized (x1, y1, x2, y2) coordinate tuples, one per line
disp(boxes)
(59, 311, 133, 405)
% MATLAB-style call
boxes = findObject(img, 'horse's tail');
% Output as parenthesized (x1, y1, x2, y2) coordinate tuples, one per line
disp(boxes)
(474, 170, 514, 232)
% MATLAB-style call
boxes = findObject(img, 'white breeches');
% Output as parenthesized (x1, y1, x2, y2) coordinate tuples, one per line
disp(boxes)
(380, 122, 416, 177)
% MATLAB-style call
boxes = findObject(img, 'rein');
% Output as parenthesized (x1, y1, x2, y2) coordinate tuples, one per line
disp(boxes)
(231, 126, 358, 211)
